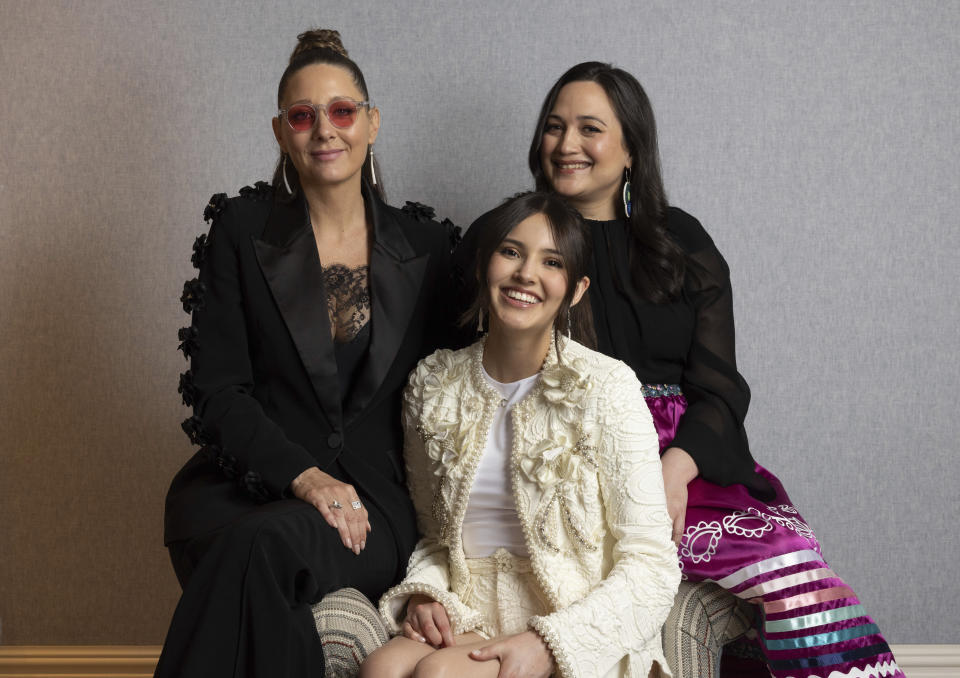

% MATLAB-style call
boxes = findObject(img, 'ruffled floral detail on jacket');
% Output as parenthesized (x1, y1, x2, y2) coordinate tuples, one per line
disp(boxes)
(518, 355, 597, 489)
(521, 415, 601, 555)
(178, 370, 198, 407)
(515, 351, 602, 555)
(238, 181, 272, 201)
(416, 424, 463, 475)
(410, 349, 476, 479)
(203, 192, 228, 223)
(180, 415, 209, 446)
(190, 233, 210, 269)
(209, 445, 238, 479)
(440, 217, 462, 252)
(401, 201, 436, 223)
(407, 348, 488, 540)
(520, 432, 589, 491)
(541, 357, 592, 423)
(240, 470, 270, 503)
(180, 278, 206, 314)
(177, 325, 199, 359)
(198, 444, 270, 501)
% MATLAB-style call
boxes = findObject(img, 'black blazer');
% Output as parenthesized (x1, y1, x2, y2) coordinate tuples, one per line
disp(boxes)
(166, 183, 453, 572)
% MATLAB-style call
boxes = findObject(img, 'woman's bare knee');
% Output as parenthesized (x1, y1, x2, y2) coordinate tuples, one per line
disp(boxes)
(411, 651, 450, 678)
(360, 636, 430, 678)
(358, 649, 400, 678)
(411, 641, 499, 678)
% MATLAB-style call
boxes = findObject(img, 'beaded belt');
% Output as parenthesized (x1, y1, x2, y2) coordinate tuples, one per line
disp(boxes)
(641, 383, 683, 398)
(465, 548, 532, 574)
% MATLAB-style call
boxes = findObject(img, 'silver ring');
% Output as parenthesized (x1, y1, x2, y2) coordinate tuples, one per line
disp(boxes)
(329, 500, 343, 510)
(351, 500, 362, 510)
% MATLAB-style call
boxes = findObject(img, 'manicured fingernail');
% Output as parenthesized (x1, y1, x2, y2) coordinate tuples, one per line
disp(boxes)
(419, 636, 426, 643)
(360, 541, 366, 550)
(346, 538, 353, 549)
(470, 649, 480, 656)
(353, 545, 361, 555)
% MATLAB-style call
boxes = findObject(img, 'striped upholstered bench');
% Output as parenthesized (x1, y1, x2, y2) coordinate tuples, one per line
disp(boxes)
(312, 582, 755, 678)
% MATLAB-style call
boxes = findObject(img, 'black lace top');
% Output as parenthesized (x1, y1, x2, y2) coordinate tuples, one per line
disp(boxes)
(323, 263, 371, 343)
(586, 208, 773, 499)
(324, 263, 371, 403)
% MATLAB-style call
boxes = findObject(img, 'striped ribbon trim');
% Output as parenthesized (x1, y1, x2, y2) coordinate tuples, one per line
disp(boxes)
(763, 622, 880, 650)
(764, 585, 856, 614)
(768, 642, 893, 671)
(765, 603, 867, 633)
(712, 549, 823, 589)
(737, 567, 836, 599)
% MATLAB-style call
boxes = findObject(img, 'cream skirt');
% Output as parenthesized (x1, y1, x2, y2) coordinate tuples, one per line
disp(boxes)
(461, 549, 644, 677)
(461, 548, 550, 640)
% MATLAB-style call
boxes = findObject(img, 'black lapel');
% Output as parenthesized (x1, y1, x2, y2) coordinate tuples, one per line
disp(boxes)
(343, 193, 429, 424)
(252, 197, 342, 429)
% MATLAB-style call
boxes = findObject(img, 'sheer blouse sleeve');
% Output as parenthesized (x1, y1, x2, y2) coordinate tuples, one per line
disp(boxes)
(667, 210, 774, 499)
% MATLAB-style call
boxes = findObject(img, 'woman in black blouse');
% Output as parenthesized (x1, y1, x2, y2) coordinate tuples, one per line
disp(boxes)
(531, 61, 904, 678)
(157, 30, 453, 678)
(456, 62, 902, 678)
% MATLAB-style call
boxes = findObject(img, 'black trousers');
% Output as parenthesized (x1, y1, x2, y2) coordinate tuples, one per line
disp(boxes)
(154, 498, 402, 678)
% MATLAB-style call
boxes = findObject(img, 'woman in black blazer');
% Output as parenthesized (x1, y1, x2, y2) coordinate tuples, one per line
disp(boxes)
(156, 30, 455, 678)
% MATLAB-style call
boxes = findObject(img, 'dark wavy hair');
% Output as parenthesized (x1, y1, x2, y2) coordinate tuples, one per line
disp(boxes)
(272, 29, 384, 202)
(461, 191, 596, 352)
(528, 62, 685, 302)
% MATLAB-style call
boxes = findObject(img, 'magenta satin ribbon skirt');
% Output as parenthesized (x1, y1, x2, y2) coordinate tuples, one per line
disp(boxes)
(646, 392, 903, 678)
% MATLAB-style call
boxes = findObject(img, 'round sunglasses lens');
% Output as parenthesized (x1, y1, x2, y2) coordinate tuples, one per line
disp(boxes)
(287, 105, 317, 131)
(327, 100, 358, 128)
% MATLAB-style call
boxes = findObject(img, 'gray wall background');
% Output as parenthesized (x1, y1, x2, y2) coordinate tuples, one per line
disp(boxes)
(1, 0, 957, 645)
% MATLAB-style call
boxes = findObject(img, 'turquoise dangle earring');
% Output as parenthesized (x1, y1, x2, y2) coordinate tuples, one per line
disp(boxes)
(622, 167, 632, 217)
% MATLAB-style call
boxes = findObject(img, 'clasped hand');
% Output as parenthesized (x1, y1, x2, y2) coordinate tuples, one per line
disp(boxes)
(404, 595, 555, 677)
(290, 466, 370, 554)
(404, 593, 454, 647)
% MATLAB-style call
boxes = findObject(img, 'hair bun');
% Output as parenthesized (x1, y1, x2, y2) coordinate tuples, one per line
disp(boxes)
(291, 29, 348, 61)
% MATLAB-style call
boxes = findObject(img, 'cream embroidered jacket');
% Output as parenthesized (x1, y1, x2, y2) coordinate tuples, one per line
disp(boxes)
(380, 338, 681, 678)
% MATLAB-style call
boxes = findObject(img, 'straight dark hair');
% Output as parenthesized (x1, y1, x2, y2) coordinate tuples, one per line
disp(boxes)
(528, 61, 685, 302)
(272, 29, 384, 202)
(461, 191, 597, 352)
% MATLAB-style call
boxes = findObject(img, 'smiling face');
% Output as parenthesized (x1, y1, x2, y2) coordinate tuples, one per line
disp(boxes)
(486, 213, 588, 342)
(539, 80, 632, 220)
(272, 63, 379, 192)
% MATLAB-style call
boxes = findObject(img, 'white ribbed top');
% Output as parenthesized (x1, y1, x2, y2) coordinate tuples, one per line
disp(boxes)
(461, 366, 539, 558)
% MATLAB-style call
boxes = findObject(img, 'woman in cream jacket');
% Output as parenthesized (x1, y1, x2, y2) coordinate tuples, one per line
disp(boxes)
(362, 192, 681, 678)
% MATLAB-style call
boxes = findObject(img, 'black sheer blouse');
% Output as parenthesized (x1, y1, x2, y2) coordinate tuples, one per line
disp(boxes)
(586, 207, 773, 499)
